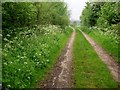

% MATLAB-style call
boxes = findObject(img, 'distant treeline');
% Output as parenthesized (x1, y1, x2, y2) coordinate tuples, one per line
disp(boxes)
(80, 2, 120, 28)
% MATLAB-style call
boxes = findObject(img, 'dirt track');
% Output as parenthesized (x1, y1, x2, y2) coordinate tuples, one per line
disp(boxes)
(39, 30, 75, 88)
(81, 31, 120, 83)
(38, 30, 119, 88)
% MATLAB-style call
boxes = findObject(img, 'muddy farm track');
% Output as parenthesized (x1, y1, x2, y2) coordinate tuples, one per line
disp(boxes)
(39, 31, 76, 88)
(38, 30, 120, 88)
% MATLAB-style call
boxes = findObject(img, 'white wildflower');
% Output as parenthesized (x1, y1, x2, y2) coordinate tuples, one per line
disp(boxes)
(24, 62, 27, 64)
(18, 69, 21, 71)
(4, 62, 7, 65)
(7, 84, 11, 87)
(9, 61, 13, 64)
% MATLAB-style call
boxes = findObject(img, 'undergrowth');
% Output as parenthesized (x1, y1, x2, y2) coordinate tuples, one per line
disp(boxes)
(2, 25, 72, 88)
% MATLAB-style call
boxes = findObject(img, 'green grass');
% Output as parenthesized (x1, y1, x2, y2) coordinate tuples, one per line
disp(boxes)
(73, 29, 118, 88)
(2, 25, 72, 88)
(86, 30, 119, 62)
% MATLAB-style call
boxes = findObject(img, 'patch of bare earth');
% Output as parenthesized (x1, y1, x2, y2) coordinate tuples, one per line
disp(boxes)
(81, 31, 120, 83)
(38, 30, 75, 88)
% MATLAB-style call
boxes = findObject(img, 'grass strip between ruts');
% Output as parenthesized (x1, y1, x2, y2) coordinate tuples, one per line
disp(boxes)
(73, 29, 118, 88)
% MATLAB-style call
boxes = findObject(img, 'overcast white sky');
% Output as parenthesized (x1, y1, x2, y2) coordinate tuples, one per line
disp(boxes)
(64, 0, 88, 21)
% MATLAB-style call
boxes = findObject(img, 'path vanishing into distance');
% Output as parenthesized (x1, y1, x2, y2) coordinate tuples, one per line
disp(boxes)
(39, 28, 120, 88)
(39, 29, 75, 88)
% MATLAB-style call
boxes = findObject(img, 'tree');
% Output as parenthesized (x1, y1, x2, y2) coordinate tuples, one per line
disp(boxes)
(97, 2, 120, 28)
(2, 2, 70, 38)
(2, 2, 36, 29)
(80, 2, 93, 27)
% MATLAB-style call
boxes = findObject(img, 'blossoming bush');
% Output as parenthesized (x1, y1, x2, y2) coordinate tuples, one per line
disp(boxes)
(2, 25, 72, 88)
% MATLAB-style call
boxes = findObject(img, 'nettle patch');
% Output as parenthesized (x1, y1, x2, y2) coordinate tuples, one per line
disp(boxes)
(2, 25, 68, 88)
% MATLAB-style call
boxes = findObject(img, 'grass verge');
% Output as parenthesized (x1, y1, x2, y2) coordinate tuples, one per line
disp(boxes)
(86, 30, 119, 62)
(73, 29, 118, 88)
(2, 25, 72, 88)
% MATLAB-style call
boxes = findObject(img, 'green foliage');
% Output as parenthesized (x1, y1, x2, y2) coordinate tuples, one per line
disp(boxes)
(2, 2, 71, 88)
(2, 2, 36, 29)
(79, 26, 91, 33)
(97, 2, 120, 27)
(2, 2, 69, 31)
(2, 2, 36, 38)
(80, 2, 120, 27)
(80, 2, 93, 27)
(2, 2, 70, 41)
(2, 25, 72, 88)
(97, 17, 109, 28)
(80, 2, 104, 27)
(90, 2, 104, 26)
